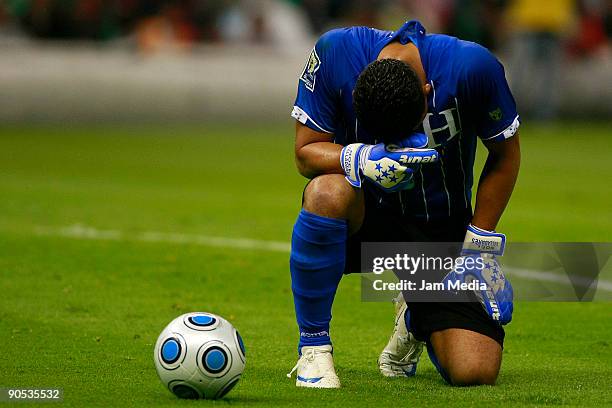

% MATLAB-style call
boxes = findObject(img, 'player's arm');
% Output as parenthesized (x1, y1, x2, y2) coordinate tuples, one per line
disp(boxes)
(465, 44, 521, 230)
(294, 122, 343, 179)
(292, 30, 346, 180)
(458, 132, 519, 325)
(294, 121, 438, 193)
(471, 134, 521, 231)
(445, 134, 519, 325)
(446, 45, 520, 325)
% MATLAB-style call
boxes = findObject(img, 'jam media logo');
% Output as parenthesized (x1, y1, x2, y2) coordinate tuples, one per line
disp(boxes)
(300, 48, 321, 92)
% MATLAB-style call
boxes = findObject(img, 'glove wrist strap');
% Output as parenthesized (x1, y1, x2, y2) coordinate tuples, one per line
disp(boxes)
(340, 143, 367, 188)
(462, 224, 506, 256)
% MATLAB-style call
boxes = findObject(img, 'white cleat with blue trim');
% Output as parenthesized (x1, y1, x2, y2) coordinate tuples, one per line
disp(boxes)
(378, 295, 424, 377)
(287, 345, 341, 388)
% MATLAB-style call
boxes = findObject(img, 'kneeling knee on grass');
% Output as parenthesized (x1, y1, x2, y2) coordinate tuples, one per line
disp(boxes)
(431, 329, 502, 386)
(444, 357, 500, 386)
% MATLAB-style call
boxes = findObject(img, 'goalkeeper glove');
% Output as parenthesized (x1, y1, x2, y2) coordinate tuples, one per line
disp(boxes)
(340, 133, 439, 193)
(443, 224, 514, 325)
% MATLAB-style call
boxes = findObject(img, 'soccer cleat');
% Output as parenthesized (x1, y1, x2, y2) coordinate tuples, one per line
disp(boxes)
(286, 345, 341, 388)
(378, 295, 424, 377)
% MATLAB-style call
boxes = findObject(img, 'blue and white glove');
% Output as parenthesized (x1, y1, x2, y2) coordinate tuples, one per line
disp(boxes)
(444, 224, 514, 325)
(340, 133, 439, 193)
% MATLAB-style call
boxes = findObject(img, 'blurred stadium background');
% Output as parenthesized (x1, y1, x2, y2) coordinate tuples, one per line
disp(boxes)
(0, 0, 610, 122)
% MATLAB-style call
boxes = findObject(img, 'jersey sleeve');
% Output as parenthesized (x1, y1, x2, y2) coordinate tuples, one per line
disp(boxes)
(291, 30, 344, 134)
(463, 45, 520, 142)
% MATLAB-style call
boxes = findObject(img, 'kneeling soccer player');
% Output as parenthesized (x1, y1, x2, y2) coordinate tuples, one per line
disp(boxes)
(287, 20, 520, 387)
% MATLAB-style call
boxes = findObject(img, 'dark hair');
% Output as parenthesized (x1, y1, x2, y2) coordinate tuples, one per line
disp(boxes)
(353, 59, 426, 143)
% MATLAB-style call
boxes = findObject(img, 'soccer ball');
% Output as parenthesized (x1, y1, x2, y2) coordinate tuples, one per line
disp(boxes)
(154, 312, 246, 399)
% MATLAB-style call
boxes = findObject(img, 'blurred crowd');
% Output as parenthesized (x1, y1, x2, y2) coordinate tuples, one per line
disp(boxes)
(0, 0, 609, 56)
(0, 0, 610, 120)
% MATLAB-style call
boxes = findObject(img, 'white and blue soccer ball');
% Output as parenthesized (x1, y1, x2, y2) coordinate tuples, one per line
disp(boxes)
(154, 312, 246, 400)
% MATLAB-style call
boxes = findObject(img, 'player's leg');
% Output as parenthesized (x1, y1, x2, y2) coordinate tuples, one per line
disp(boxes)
(302, 173, 365, 233)
(428, 328, 502, 386)
(288, 174, 364, 388)
(293, 174, 365, 347)
(377, 219, 459, 379)
(407, 299, 505, 386)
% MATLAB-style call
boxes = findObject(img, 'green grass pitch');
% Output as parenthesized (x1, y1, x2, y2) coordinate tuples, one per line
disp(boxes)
(0, 122, 610, 407)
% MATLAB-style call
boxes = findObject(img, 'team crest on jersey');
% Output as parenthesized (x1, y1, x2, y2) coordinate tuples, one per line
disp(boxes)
(489, 107, 503, 121)
(421, 104, 462, 148)
(300, 48, 321, 92)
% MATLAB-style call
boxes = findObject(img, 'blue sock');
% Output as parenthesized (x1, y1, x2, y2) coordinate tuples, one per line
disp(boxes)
(290, 209, 348, 354)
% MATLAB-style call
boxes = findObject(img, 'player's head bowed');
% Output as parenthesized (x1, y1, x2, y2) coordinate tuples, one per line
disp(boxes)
(353, 59, 427, 144)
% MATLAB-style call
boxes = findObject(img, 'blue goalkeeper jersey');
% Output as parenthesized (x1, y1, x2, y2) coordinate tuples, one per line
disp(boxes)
(291, 20, 520, 222)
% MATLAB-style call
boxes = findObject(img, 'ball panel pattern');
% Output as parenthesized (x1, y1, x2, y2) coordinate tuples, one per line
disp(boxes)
(156, 333, 187, 370)
(154, 312, 246, 400)
(183, 313, 220, 331)
(161, 338, 181, 364)
(196, 342, 232, 378)
(203, 347, 228, 373)
(215, 376, 241, 399)
(171, 384, 200, 400)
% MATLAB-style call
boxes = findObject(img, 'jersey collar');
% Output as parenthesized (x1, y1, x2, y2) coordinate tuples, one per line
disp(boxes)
(380, 20, 428, 78)
(386, 20, 427, 49)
